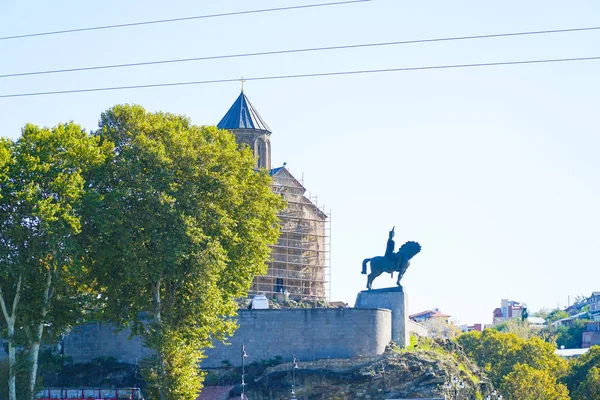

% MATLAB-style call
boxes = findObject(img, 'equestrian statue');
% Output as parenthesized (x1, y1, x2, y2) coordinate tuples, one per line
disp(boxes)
(361, 227, 421, 290)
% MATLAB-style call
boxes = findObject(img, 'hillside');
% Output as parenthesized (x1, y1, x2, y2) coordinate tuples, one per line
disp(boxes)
(209, 339, 496, 400)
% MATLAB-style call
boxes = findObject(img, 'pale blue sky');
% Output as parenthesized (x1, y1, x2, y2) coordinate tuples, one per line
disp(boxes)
(1, 0, 599, 324)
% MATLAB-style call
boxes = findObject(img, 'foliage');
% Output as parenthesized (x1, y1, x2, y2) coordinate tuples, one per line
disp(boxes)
(546, 309, 570, 324)
(571, 366, 600, 399)
(572, 294, 588, 307)
(540, 318, 589, 349)
(532, 308, 550, 319)
(564, 345, 600, 399)
(455, 329, 567, 389)
(0, 123, 109, 400)
(84, 105, 284, 400)
(408, 334, 418, 350)
(140, 332, 206, 400)
(0, 353, 34, 400)
(421, 317, 461, 339)
(500, 363, 570, 400)
(555, 320, 589, 349)
(493, 318, 535, 340)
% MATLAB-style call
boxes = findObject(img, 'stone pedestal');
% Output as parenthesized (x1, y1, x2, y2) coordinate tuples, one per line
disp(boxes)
(354, 287, 409, 347)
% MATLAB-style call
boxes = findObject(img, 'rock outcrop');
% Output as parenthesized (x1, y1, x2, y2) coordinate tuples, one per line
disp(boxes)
(231, 339, 496, 399)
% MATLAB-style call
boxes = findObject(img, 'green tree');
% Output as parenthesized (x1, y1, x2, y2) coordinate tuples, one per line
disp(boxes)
(572, 366, 600, 399)
(421, 317, 461, 339)
(519, 337, 568, 378)
(541, 319, 590, 349)
(0, 124, 108, 400)
(493, 318, 534, 340)
(564, 345, 600, 399)
(500, 363, 570, 400)
(532, 308, 550, 319)
(455, 329, 481, 358)
(546, 309, 570, 324)
(456, 329, 568, 388)
(84, 105, 283, 400)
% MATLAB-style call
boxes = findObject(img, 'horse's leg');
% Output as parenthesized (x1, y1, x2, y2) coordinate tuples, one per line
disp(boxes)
(367, 272, 377, 290)
(362, 258, 371, 275)
(368, 271, 383, 290)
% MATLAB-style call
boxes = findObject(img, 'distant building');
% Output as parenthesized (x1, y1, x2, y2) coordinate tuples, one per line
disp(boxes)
(589, 292, 600, 321)
(493, 299, 524, 324)
(564, 291, 600, 316)
(409, 309, 450, 324)
(409, 309, 456, 339)
(459, 324, 483, 333)
(582, 322, 600, 348)
(555, 348, 590, 359)
(526, 316, 546, 328)
(217, 91, 330, 301)
(552, 312, 589, 328)
(553, 291, 600, 328)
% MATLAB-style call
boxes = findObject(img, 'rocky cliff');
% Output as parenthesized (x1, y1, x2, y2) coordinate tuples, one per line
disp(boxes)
(217, 339, 496, 400)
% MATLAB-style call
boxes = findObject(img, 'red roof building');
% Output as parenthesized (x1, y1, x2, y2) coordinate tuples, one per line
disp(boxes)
(409, 309, 451, 324)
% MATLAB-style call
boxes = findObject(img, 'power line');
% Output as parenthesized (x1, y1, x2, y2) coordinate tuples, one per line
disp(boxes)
(0, 0, 371, 42)
(1, 56, 598, 99)
(2, 26, 599, 79)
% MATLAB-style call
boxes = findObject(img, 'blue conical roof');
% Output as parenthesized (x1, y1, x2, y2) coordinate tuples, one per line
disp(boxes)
(217, 92, 271, 132)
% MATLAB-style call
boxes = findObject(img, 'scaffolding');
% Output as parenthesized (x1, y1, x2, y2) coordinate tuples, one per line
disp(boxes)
(249, 169, 330, 301)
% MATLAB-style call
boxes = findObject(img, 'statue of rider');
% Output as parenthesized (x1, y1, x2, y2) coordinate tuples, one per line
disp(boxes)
(384, 227, 397, 273)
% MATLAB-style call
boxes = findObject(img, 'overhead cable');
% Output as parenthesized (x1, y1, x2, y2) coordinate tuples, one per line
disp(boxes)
(1, 56, 599, 99)
(1, 26, 599, 79)
(0, 0, 371, 41)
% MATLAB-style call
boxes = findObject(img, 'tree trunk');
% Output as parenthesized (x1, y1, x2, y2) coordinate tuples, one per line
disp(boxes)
(0, 276, 22, 400)
(153, 278, 162, 325)
(28, 269, 54, 400)
(153, 278, 166, 400)
(27, 324, 44, 400)
(7, 319, 17, 400)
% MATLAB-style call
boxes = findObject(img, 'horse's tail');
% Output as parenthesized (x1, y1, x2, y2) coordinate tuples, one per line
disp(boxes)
(362, 258, 372, 275)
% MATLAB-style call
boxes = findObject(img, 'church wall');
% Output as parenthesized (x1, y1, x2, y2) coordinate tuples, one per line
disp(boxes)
(58, 308, 391, 367)
(252, 169, 330, 300)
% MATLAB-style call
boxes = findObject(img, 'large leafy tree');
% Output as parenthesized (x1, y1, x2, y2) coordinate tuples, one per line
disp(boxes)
(572, 366, 600, 399)
(0, 124, 109, 400)
(456, 329, 568, 390)
(500, 363, 570, 400)
(83, 105, 283, 400)
(564, 345, 600, 399)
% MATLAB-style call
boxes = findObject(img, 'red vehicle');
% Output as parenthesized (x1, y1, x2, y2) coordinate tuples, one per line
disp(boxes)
(36, 388, 142, 400)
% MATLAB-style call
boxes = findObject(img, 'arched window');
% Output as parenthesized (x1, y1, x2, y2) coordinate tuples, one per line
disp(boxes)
(256, 137, 268, 169)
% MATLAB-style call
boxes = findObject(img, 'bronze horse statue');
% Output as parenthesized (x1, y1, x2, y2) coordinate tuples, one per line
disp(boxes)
(361, 241, 421, 290)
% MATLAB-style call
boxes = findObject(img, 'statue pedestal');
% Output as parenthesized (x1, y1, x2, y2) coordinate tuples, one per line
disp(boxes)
(354, 287, 409, 347)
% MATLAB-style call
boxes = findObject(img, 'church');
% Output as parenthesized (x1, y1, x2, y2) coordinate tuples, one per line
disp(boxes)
(216, 91, 330, 301)
(58, 93, 399, 369)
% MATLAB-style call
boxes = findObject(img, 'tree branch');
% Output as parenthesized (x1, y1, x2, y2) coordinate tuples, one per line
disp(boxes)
(41, 267, 54, 317)
(0, 284, 10, 323)
(0, 274, 22, 324)
(12, 275, 22, 317)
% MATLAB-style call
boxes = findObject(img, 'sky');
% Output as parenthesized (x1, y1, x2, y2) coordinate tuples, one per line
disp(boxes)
(1, 0, 599, 325)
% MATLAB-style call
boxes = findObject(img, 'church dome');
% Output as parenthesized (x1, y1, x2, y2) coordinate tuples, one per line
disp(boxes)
(217, 91, 271, 132)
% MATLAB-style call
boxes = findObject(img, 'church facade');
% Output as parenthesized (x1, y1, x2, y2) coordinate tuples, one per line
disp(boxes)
(217, 92, 330, 300)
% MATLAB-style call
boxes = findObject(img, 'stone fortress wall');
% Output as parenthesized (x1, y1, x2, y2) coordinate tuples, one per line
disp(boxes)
(63, 322, 151, 364)
(60, 308, 393, 368)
